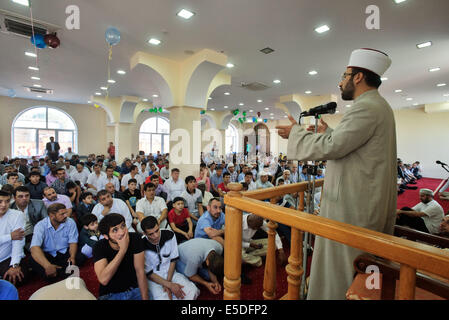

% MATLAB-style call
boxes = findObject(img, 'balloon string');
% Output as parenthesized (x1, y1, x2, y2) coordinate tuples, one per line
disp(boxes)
(107, 45, 112, 99)
(29, 3, 39, 76)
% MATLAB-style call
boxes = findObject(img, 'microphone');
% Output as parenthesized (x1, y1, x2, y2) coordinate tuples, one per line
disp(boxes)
(436, 160, 448, 166)
(300, 102, 337, 117)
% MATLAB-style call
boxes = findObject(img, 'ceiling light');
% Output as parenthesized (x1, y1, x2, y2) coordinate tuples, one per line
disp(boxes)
(208, 97, 212, 100)
(33, 84, 41, 88)
(308, 70, 318, 75)
(152, 94, 159, 98)
(394, 0, 407, 3)
(273, 79, 281, 84)
(270, 117, 274, 119)
(437, 83, 446, 87)
(406, 98, 413, 101)
(31, 76, 40, 80)
(95, 92, 101, 96)
(265, 107, 269, 110)
(87, 100, 92, 104)
(413, 103, 419, 106)
(305, 90, 312, 94)
(239, 103, 244, 106)
(107, 79, 116, 84)
(257, 99, 262, 103)
(210, 108, 215, 111)
(117, 70, 126, 75)
(12, 0, 29, 6)
(346, 104, 351, 108)
(315, 25, 330, 34)
(224, 106, 228, 109)
(100, 87, 108, 90)
(142, 98, 148, 102)
(443, 94, 449, 97)
(224, 92, 230, 95)
(417, 41, 432, 49)
(226, 63, 234, 68)
(28, 66, 39, 71)
(395, 89, 402, 93)
(429, 67, 441, 72)
(249, 110, 253, 112)
(177, 9, 195, 20)
(37, 95, 42, 98)
(25, 52, 37, 57)
(270, 113, 274, 116)
(336, 111, 340, 113)
(381, 77, 388, 81)
(148, 38, 161, 45)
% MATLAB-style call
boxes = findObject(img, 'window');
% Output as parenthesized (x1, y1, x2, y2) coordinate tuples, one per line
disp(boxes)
(226, 123, 238, 154)
(12, 107, 77, 157)
(139, 117, 170, 154)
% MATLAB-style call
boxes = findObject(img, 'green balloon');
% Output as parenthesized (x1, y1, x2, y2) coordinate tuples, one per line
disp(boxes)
(158, 107, 163, 113)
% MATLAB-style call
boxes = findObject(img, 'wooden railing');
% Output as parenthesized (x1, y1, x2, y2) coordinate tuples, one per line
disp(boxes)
(223, 181, 449, 300)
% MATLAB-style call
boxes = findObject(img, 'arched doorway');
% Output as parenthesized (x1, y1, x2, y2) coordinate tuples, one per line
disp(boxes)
(254, 123, 270, 156)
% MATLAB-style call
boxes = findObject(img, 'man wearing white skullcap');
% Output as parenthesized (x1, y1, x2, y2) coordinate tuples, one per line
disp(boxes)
(276, 48, 397, 299)
(396, 188, 444, 234)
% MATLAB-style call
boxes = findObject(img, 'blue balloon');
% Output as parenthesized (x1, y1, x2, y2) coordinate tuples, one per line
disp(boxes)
(105, 27, 121, 46)
(30, 34, 46, 49)
(7, 89, 16, 98)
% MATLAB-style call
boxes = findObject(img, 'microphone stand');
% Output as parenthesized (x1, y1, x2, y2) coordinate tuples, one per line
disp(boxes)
(438, 163, 449, 175)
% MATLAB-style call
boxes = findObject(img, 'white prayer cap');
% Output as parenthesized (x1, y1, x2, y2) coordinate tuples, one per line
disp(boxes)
(259, 171, 268, 176)
(347, 48, 392, 77)
(227, 163, 234, 168)
(419, 188, 434, 196)
(283, 170, 291, 175)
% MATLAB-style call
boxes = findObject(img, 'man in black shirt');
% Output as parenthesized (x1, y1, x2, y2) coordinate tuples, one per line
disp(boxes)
(25, 172, 48, 200)
(93, 213, 149, 300)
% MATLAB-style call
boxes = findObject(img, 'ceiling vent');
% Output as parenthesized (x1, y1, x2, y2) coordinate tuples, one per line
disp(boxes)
(240, 82, 271, 91)
(260, 47, 275, 54)
(0, 9, 59, 38)
(24, 86, 54, 94)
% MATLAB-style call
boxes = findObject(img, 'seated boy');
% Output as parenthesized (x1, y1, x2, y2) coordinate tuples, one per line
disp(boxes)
(123, 179, 142, 225)
(75, 192, 95, 221)
(141, 216, 199, 300)
(168, 197, 194, 244)
(79, 214, 101, 259)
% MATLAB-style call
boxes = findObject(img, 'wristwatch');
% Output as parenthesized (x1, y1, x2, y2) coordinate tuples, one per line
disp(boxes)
(12, 264, 20, 269)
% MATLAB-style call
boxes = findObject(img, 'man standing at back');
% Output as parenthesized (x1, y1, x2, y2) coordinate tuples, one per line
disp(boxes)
(277, 48, 397, 299)
(46, 137, 60, 162)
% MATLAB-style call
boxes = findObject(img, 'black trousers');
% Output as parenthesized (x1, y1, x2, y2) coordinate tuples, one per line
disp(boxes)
(29, 250, 86, 283)
(173, 221, 194, 244)
(0, 257, 30, 287)
(396, 207, 429, 233)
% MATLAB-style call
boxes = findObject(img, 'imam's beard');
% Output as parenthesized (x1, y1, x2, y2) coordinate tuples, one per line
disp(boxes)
(341, 79, 355, 101)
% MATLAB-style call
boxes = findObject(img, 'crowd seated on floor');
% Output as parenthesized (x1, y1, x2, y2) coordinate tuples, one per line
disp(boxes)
(397, 158, 422, 195)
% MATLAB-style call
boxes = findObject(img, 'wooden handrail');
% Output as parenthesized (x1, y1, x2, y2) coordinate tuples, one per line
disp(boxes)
(242, 180, 324, 200)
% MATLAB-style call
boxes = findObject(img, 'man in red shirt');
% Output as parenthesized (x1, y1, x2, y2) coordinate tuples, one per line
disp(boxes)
(217, 172, 231, 198)
(107, 142, 115, 160)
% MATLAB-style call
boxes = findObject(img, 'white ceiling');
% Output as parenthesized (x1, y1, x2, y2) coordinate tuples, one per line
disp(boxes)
(0, 0, 448, 120)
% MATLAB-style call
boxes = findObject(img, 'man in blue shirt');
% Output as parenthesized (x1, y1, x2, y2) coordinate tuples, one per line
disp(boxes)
(29, 203, 85, 282)
(194, 198, 225, 247)
(209, 167, 223, 197)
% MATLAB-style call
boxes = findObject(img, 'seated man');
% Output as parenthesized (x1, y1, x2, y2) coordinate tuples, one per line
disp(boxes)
(70, 163, 90, 190)
(30, 203, 85, 282)
(10, 186, 47, 250)
(276, 169, 291, 185)
(396, 188, 444, 234)
(0, 190, 28, 286)
(42, 187, 73, 217)
(136, 183, 168, 233)
(93, 213, 149, 300)
(86, 164, 107, 196)
(146, 174, 167, 201)
(25, 172, 48, 200)
(5, 173, 22, 189)
(243, 172, 257, 191)
(92, 190, 135, 232)
(256, 171, 274, 189)
(97, 166, 120, 192)
(141, 216, 199, 300)
(180, 176, 203, 222)
(176, 238, 223, 295)
(105, 182, 125, 201)
(217, 172, 231, 198)
(194, 198, 225, 247)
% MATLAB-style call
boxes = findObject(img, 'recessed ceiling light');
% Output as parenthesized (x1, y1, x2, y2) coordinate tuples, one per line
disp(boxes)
(429, 67, 441, 72)
(346, 104, 351, 108)
(381, 77, 388, 81)
(210, 108, 215, 111)
(394, 0, 407, 3)
(406, 98, 413, 101)
(100, 87, 108, 90)
(239, 103, 244, 106)
(117, 70, 126, 75)
(224, 92, 230, 95)
(273, 79, 281, 84)
(395, 89, 402, 93)
(31, 76, 40, 80)
(25, 51, 36, 57)
(107, 79, 116, 84)
(417, 41, 432, 49)
(305, 90, 312, 94)
(315, 25, 330, 34)
(224, 106, 228, 109)
(270, 117, 274, 119)
(33, 84, 41, 88)
(28, 66, 39, 71)
(142, 98, 148, 102)
(226, 63, 234, 68)
(336, 111, 340, 113)
(87, 100, 92, 104)
(308, 70, 318, 75)
(177, 9, 195, 20)
(443, 94, 449, 97)
(257, 99, 262, 103)
(37, 95, 42, 98)
(413, 103, 419, 106)
(249, 109, 253, 112)
(149, 38, 161, 46)
(208, 97, 212, 100)
(95, 92, 101, 95)
(12, 0, 29, 7)
(437, 83, 446, 87)
(152, 94, 159, 98)
(265, 107, 269, 110)
(270, 113, 274, 116)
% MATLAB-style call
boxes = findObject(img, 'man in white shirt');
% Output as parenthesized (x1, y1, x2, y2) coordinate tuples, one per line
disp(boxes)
(159, 161, 170, 181)
(163, 168, 185, 203)
(64, 147, 75, 160)
(0, 190, 28, 286)
(70, 163, 90, 189)
(98, 166, 120, 192)
(121, 165, 144, 193)
(396, 188, 444, 234)
(243, 172, 257, 191)
(92, 190, 135, 232)
(87, 164, 107, 195)
(136, 183, 168, 232)
(63, 159, 76, 177)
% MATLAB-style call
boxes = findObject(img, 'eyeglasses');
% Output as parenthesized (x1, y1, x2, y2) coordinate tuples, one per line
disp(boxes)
(341, 72, 357, 81)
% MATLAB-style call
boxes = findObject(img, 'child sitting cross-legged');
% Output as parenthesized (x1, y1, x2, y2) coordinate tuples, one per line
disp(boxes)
(79, 214, 102, 259)
(168, 197, 194, 244)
